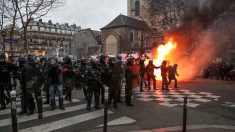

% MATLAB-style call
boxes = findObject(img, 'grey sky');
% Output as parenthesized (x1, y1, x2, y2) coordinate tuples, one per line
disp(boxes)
(42, 0, 127, 31)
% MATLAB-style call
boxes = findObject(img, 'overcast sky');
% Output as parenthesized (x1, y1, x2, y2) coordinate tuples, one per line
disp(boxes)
(42, 0, 127, 31)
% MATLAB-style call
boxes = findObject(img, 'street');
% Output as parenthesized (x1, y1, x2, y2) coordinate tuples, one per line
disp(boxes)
(0, 79, 234, 132)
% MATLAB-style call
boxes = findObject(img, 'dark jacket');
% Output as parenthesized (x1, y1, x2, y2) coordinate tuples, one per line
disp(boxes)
(48, 64, 63, 84)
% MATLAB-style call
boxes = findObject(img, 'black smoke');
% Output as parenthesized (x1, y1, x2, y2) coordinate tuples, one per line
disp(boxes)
(165, 0, 235, 79)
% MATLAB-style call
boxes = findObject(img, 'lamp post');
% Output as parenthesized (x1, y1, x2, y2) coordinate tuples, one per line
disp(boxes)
(1, 30, 6, 53)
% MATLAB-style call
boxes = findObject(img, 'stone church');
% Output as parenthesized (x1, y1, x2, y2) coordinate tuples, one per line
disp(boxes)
(101, 0, 187, 55)
(101, 14, 150, 55)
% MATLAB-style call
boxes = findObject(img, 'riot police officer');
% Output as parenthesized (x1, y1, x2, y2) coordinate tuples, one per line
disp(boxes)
(63, 56, 75, 102)
(104, 57, 119, 108)
(161, 60, 169, 91)
(85, 59, 101, 110)
(21, 54, 43, 115)
(0, 53, 18, 110)
(116, 55, 124, 102)
(146, 60, 160, 90)
(99, 55, 108, 104)
(139, 59, 147, 92)
(125, 57, 137, 106)
(79, 58, 88, 100)
(18, 56, 28, 114)
(168, 64, 179, 88)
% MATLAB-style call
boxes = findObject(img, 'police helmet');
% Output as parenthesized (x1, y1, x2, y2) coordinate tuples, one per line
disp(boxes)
(18, 56, 27, 63)
(27, 54, 36, 63)
(162, 60, 167, 65)
(0, 53, 5, 60)
(81, 58, 86, 65)
(116, 55, 122, 60)
(63, 56, 72, 64)
(109, 57, 116, 63)
(99, 55, 107, 64)
(126, 57, 134, 65)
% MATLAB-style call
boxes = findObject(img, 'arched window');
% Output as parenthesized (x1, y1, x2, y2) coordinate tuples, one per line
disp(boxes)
(135, 0, 140, 16)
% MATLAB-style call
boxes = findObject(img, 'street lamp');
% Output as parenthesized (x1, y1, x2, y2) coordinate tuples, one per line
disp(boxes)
(1, 30, 6, 53)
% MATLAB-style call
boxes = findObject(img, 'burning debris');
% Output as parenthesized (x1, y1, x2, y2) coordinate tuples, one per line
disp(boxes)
(149, 0, 235, 80)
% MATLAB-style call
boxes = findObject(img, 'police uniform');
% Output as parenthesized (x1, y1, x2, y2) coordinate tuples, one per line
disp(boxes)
(85, 60, 101, 110)
(21, 55, 43, 115)
(125, 58, 137, 106)
(0, 53, 18, 110)
(146, 60, 160, 90)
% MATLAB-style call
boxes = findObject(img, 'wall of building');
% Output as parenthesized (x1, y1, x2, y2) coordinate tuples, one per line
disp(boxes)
(101, 26, 148, 54)
(24, 19, 81, 57)
(71, 29, 100, 58)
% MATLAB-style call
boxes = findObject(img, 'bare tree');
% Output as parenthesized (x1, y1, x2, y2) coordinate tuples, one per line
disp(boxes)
(13, 0, 64, 55)
(141, 0, 187, 40)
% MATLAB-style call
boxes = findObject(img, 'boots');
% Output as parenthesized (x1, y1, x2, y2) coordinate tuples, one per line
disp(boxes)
(59, 98, 65, 110)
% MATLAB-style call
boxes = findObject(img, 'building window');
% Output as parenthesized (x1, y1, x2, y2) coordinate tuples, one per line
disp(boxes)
(130, 32, 134, 42)
(135, 0, 140, 16)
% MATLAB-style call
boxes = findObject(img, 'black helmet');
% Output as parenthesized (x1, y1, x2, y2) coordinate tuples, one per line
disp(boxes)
(162, 60, 167, 65)
(18, 56, 27, 63)
(109, 57, 116, 62)
(116, 55, 122, 60)
(27, 54, 36, 63)
(81, 58, 86, 65)
(99, 55, 107, 64)
(0, 53, 5, 60)
(63, 56, 72, 64)
(90, 58, 98, 67)
(126, 57, 134, 65)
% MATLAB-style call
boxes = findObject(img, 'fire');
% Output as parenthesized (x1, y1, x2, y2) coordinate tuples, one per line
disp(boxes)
(152, 38, 177, 80)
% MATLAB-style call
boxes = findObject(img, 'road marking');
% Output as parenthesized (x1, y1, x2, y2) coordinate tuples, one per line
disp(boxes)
(19, 109, 113, 132)
(159, 102, 178, 107)
(136, 98, 153, 102)
(170, 94, 184, 98)
(152, 94, 169, 98)
(97, 116, 136, 127)
(188, 94, 203, 98)
(205, 95, 220, 99)
(194, 98, 211, 103)
(180, 102, 199, 108)
(199, 92, 212, 95)
(174, 98, 192, 102)
(155, 98, 173, 102)
(136, 94, 152, 98)
(0, 99, 80, 122)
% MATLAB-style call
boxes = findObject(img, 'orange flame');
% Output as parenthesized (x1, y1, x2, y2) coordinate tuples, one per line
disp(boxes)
(152, 38, 177, 80)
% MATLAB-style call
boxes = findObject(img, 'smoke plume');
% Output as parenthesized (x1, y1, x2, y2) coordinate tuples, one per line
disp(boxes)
(166, 0, 235, 80)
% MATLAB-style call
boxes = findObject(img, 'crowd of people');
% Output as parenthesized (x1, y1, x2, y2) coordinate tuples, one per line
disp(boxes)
(0, 52, 180, 117)
(202, 61, 234, 80)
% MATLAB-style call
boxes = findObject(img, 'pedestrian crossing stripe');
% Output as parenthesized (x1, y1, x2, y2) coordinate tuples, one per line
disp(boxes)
(97, 116, 136, 127)
(19, 110, 113, 132)
(133, 88, 221, 108)
(0, 95, 136, 132)
(0, 100, 84, 127)
(0, 99, 80, 116)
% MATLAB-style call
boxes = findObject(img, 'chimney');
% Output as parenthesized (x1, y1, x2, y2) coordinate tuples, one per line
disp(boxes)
(48, 20, 52, 25)
(65, 23, 69, 27)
